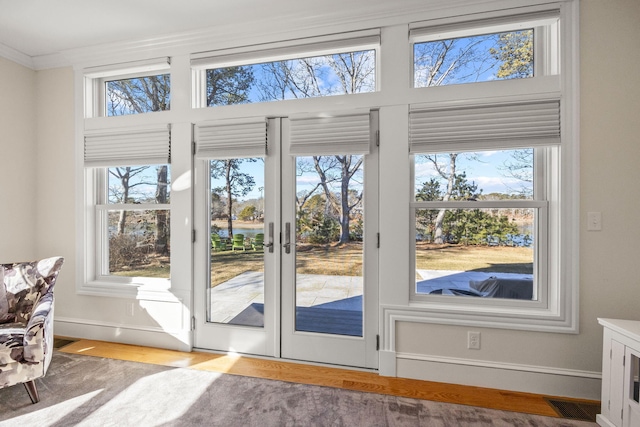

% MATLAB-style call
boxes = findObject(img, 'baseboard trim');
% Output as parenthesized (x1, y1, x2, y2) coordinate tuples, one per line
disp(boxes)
(395, 352, 602, 400)
(55, 317, 192, 352)
(378, 350, 397, 376)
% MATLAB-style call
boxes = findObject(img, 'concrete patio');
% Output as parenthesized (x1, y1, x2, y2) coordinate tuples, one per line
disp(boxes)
(208, 269, 534, 326)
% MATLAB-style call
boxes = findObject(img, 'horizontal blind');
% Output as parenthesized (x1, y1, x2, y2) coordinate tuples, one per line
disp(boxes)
(195, 118, 267, 159)
(409, 99, 560, 154)
(289, 111, 371, 156)
(84, 125, 171, 167)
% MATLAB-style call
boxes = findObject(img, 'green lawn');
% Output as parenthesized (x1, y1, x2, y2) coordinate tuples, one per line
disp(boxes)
(416, 242, 533, 274)
(112, 242, 533, 282)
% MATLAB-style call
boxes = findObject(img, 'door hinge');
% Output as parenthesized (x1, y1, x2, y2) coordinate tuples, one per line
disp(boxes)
(192, 141, 197, 156)
(191, 316, 196, 330)
(623, 355, 626, 366)
(608, 399, 610, 410)
(377, 233, 380, 248)
(192, 230, 196, 243)
(376, 334, 380, 351)
(375, 130, 380, 147)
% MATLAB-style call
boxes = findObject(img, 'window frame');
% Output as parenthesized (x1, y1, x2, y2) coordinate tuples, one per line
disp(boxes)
(398, 5, 579, 333)
(80, 59, 174, 299)
(84, 57, 171, 119)
(409, 147, 552, 313)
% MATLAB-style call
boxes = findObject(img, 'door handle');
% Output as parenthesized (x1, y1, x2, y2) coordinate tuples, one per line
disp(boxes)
(284, 222, 291, 254)
(264, 222, 274, 253)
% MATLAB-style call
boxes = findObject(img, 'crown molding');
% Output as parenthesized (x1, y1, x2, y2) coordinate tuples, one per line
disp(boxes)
(0, 42, 34, 69)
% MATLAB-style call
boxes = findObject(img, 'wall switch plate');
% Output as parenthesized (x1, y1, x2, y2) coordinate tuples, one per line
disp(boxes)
(587, 211, 602, 231)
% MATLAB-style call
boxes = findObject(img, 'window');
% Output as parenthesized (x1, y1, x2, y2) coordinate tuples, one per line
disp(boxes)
(99, 165, 171, 279)
(406, 7, 577, 332)
(191, 30, 379, 108)
(412, 148, 543, 301)
(83, 123, 172, 290)
(414, 29, 534, 87)
(84, 57, 171, 118)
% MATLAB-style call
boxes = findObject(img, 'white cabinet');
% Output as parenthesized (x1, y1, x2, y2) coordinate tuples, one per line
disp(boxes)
(598, 319, 640, 427)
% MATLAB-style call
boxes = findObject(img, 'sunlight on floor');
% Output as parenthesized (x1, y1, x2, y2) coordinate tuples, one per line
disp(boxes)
(11, 390, 103, 425)
(76, 370, 220, 426)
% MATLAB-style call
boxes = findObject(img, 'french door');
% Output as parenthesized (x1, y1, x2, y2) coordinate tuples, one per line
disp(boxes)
(193, 112, 378, 369)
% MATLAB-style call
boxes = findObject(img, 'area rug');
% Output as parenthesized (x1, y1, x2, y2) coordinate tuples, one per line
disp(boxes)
(0, 352, 597, 427)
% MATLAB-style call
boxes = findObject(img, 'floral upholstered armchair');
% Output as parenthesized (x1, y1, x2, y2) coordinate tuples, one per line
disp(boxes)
(0, 257, 64, 403)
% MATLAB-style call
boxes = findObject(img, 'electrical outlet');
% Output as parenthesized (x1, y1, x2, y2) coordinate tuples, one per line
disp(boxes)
(468, 331, 481, 350)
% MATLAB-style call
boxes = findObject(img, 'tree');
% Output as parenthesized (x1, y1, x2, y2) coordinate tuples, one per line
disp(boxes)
(155, 166, 169, 254)
(238, 205, 257, 221)
(489, 30, 534, 79)
(501, 148, 534, 197)
(107, 75, 170, 116)
(206, 67, 254, 106)
(108, 166, 150, 235)
(211, 159, 256, 237)
(313, 155, 363, 244)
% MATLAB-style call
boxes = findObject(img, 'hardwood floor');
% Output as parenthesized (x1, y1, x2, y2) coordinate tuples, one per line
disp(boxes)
(57, 338, 599, 420)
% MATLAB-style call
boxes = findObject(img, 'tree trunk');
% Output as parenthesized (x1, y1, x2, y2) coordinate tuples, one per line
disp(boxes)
(117, 172, 130, 235)
(155, 165, 169, 254)
(433, 154, 457, 244)
(339, 159, 351, 244)
(225, 161, 234, 238)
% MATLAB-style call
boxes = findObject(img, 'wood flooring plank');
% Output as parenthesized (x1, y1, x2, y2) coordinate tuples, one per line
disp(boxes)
(58, 338, 597, 419)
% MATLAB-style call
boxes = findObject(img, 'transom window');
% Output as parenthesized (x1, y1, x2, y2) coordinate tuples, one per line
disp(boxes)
(203, 50, 375, 106)
(191, 31, 379, 108)
(414, 29, 534, 88)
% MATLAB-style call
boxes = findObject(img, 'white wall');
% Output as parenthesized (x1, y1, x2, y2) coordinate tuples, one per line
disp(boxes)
(1, 0, 636, 400)
(0, 58, 37, 261)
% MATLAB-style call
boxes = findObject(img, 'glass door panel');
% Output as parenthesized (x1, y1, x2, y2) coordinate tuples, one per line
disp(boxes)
(208, 158, 266, 327)
(280, 116, 378, 369)
(194, 119, 280, 357)
(294, 155, 364, 337)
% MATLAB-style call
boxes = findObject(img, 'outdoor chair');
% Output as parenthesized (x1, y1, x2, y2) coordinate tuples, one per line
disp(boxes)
(0, 256, 64, 403)
(232, 234, 246, 252)
(211, 234, 227, 251)
(252, 233, 264, 251)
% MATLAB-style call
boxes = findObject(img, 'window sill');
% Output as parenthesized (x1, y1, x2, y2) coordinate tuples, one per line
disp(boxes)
(77, 279, 179, 302)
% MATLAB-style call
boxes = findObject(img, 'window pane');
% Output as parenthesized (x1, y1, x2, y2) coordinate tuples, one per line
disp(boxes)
(108, 165, 171, 204)
(206, 50, 376, 107)
(415, 149, 534, 201)
(108, 209, 170, 278)
(295, 155, 364, 336)
(414, 29, 533, 87)
(208, 158, 265, 327)
(415, 207, 534, 299)
(106, 74, 170, 116)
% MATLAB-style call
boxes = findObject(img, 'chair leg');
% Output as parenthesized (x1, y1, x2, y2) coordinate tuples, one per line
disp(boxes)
(23, 380, 40, 404)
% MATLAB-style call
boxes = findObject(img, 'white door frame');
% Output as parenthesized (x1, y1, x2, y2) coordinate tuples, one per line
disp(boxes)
(193, 114, 378, 369)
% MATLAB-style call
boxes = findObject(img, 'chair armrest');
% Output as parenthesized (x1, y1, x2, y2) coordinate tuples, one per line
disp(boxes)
(22, 292, 54, 363)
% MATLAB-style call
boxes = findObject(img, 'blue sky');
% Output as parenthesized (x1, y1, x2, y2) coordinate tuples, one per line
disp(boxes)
(414, 150, 533, 196)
